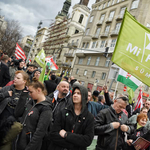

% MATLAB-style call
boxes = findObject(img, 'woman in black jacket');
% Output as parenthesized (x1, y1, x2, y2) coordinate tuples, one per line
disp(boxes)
(15, 78, 52, 150)
(49, 84, 94, 150)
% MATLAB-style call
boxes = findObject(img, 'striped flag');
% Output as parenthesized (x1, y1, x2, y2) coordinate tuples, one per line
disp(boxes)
(15, 43, 26, 60)
(134, 87, 143, 111)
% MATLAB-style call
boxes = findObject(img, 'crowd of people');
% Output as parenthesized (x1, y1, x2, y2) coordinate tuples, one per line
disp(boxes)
(0, 54, 150, 150)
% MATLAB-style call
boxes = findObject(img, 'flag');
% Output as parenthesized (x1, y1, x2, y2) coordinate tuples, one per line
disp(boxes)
(117, 68, 142, 91)
(35, 49, 46, 68)
(15, 43, 26, 60)
(134, 87, 143, 111)
(39, 64, 46, 83)
(111, 9, 150, 86)
(45, 56, 58, 70)
(127, 87, 134, 104)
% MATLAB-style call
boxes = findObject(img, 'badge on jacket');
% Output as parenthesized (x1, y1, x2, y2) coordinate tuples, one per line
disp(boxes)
(28, 111, 33, 116)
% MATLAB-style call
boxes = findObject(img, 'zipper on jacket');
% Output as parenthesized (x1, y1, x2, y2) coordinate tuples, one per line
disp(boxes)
(115, 129, 119, 150)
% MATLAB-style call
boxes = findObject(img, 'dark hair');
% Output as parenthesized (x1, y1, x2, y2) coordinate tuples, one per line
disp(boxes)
(1, 55, 9, 61)
(98, 95, 104, 102)
(137, 113, 148, 122)
(28, 78, 47, 95)
(141, 106, 149, 111)
(87, 88, 91, 93)
(15, 70, 29, 86)
(51, 75, 56, 80)
(117, 96, 129, 102)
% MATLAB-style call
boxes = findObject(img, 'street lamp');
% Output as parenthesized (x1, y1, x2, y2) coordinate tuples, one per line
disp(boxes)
(26, 19, 54, 63)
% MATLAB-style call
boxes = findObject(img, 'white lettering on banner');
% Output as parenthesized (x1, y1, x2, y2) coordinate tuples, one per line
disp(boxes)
(145, 54, 150, 62)
(126, 43, 141, 56)
(135, 66, 150, 78)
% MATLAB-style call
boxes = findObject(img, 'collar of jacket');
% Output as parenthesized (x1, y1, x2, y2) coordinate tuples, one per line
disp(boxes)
(53, 90, 70, 101)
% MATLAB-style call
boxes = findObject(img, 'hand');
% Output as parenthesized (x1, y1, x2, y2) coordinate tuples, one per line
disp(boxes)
(8, 91, 13, 96)
(0, 87, 2, 89)
(126, 139, 133, 146)
(103, 86, 108, 93)
(121, 124, 129, 132)
(111, 122, 120, 129)
(59, 129, 66, 138)
(135, 145, 141, 150)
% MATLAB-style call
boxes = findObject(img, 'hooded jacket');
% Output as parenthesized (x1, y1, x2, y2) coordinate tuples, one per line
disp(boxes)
(49, 84, 94, 150)
(15, 92, 52, 150)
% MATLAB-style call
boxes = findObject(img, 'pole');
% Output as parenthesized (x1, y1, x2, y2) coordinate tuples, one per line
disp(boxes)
(113, 81, 119, 100)
(105, 63, 112, 86)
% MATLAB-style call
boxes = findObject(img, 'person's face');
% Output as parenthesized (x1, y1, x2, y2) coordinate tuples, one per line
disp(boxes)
(14, 73, 26, 86)
(141, 108, 148, 115)
(34, 71, 41, 79)
(30, 67, 35, 72)
(28, 86, 38, 100)
(88, 91, 92, 102)
(101, 96, 105, 104)
(145, 101, 150, 109)
(58, 82, 69, 96)
(109, 92, 114, 100)
(73, 89, 82, 105)
(19, 62, 24, 68)
(113, 99, 127, 114)
(138, 118, 147, 127)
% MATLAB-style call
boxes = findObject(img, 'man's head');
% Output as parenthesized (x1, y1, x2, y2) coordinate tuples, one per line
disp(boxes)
(70, 76, 74, 81)
(93, 90, 100, 99)
(63, 76, 68, 82)
(109, 91, 114, 100)
(145, 100, 150, 110)
(140, 106, 149, 115)
(113, 97, 128, 114)
(28, 64, 37, 73)
(57, 81, 69, 98)
(51, 75, 56, 81)
(87, 88, 92, 102)
(1, 55, 9, 63)
(98, 95, 105, 104)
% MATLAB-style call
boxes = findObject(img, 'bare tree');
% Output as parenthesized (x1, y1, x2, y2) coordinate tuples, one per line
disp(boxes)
(0, 20, 22, 56)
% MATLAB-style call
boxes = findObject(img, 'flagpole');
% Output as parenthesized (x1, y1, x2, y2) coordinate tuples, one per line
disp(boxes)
(113, 81, 118, 100)
(105, 63, 112, 86)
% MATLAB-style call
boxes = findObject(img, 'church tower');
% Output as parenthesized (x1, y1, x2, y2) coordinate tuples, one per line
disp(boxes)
(58, 0, 71, 17)
(79, 0, 89, 6)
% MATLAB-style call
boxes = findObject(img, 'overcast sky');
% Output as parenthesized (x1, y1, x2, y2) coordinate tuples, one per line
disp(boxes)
(0, 0, 93, 37)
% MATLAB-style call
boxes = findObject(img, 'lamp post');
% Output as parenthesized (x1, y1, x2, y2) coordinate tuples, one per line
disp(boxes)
(26, 19, 54, 63)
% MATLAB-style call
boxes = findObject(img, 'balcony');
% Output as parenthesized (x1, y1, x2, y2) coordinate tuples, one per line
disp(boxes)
(105, 17, 113, 23)
(110, 30, 119, 36)
(92, 35, 99, 39)
(67, 42, 78, 48)
(100, 32, 109, 38)
(64, 52, 75, 58)
(97, 20, 103, 26)
(116, 14, 124, 21)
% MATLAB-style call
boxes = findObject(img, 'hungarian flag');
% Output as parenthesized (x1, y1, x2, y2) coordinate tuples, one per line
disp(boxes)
(45, 56, 58, 70)
(134, 87, 143, 111)
(117, 68, 142, 91)
(15, 43, 26, 60)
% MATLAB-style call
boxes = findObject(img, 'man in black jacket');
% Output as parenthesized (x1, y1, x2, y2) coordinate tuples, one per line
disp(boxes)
(0, 55, 10, 88)
(48, 81, 72, 122)
(95, 96, 131, 150)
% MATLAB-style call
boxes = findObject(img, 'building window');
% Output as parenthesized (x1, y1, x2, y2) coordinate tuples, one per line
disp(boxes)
(107, 1, 111, 7)
(99, 5, 102, 10)
(105, 25, 110, 33)
(78, 58, 83, 64)
(120, 7, 126, 15)
(82, 42, 85, 48)
(105, 57, 111, 67)
(115, 22, 121, 31)
(87, 57, 91, 65)
(76, 39, 79, 44)
(110, 39, 117, 47)
(85, 28, 90, 35)
(95, 28, 101, 37)
(76, 69, 79, 74)
(101, 73, 106, 80)
(131, 0, 139, 9)
(116, 0, 120, 3)
(75, 30, 79, 34)
(144, 85, 149, 91)
(109, 11, 115, 19)
(89, 16, 94, 22)
(95, 57, 100, 66)
(112, 0, 115, 5)
(92, 42, 96, 48)
(103, 3, 106, 9)
(78, 14, 84, 23)
(84, 70, 87, 76)
(81, 81, 85, 86)
(100, 40, 106, 48)
(85, 42, 89, 48)
(99, 14, 105, 22)
(91, 71, 96, 78)
(72, 40, 74, 43)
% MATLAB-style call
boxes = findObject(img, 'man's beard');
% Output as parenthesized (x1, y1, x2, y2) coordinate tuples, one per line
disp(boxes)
(62, 92, 68, 96)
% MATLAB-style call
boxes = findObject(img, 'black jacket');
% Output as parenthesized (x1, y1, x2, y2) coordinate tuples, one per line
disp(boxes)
(49, 84, 94, 150)
(0, 61, 10, 87)
(48, 90, 72, 121)
(15, 92, 52, 150)
(44, 80, 57, 95)
(95, 106, 129, 150)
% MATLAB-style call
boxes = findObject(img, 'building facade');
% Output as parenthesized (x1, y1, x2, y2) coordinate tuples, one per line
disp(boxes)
(71, 0, 150, 98)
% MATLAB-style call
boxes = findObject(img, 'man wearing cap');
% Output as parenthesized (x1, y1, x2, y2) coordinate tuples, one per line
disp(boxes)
(93, 90, 100, 102)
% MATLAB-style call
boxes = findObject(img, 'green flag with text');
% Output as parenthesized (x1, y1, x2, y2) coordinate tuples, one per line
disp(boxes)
(112, 9, 150, 86)
(35, 49, 46, 68)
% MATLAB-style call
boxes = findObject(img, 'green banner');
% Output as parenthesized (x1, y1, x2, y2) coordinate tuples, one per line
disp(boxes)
(35, 49, 46, 68)
(112, 9, 150, 86)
